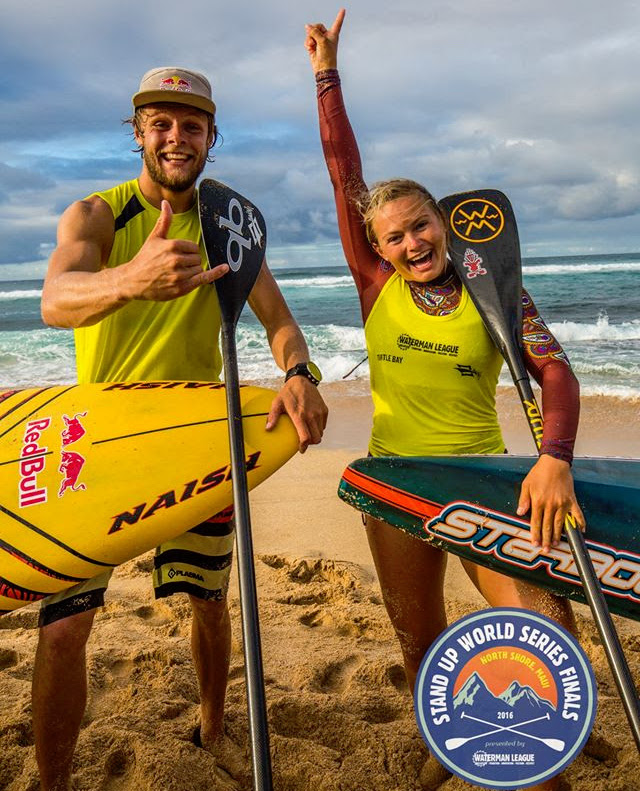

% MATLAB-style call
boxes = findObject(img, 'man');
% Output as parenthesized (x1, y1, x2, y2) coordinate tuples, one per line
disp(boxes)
(38, 66, 328, 791)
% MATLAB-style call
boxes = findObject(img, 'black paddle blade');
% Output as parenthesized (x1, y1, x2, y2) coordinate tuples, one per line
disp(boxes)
(198, 178, 267, 327)
(438, 189, 523, 369)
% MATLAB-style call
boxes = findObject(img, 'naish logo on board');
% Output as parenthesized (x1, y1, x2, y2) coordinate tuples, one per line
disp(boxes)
(108, 451, 261, 535)
(397, 334, 459, 357)
(102, 381, 227, 391)
(450, 199, 504, 243)
(19, 418, 51, 508)
(424, 501, 640, 606)
(414, 608, 596, 788)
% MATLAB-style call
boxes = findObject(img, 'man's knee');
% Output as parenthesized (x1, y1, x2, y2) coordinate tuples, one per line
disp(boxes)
(38, 609, 96, 657)
(189, 594, 230, 628)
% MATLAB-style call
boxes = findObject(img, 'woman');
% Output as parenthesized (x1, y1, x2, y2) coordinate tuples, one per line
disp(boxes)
(305, 10, 584, 790)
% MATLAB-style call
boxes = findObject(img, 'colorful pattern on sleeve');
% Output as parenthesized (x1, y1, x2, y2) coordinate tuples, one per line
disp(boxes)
(521, 290, 579, 464)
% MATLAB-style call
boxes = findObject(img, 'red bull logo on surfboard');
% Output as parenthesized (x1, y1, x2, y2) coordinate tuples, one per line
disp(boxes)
(61, 412, 87, 446)
(58, 451, 87, 497)
(18, 418, 50, 508)
(58, 411, 88, 498)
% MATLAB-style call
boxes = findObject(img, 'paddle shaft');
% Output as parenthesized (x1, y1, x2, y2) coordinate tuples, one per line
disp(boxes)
(221, 324, 273, 791)
(509, 360, 640, 751)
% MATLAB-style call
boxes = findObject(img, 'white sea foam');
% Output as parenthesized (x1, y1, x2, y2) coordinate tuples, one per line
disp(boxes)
(524, 261, 640, 276)
(234, 323, 368, 382)
(549, 315, 640, 342)
(278, 275, 354, 289)
(0, 333, 76, 388)
(0, 289, 42, 300)
(575, 383, 640, 400)
(572, 360, 640, 376)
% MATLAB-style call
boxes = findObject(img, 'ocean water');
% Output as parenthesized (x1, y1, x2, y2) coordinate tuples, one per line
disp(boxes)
(1, 250, 639, 399)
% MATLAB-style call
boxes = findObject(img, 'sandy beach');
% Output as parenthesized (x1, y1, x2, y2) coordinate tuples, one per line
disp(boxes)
(0, 382, 638, 790)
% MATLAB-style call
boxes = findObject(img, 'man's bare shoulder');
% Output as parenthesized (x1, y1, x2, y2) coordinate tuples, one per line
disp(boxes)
(63, 194, 113, 226)
(58, 195, 115, 245)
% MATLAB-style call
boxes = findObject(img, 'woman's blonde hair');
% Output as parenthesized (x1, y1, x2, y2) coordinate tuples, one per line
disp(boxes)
(356, 179, 447, 246)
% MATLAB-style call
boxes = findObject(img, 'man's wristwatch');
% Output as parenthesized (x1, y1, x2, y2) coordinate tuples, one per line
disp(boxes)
(284, 361, 323, 386)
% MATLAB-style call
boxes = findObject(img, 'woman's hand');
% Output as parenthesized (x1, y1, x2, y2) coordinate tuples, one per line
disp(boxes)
(517, 454, 586, 553)
(304, 8, 345, 74)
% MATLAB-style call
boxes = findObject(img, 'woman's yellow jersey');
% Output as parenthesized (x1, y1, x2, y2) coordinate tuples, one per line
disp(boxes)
(74, 179, 223, 384)
(365, 272, 505, 457)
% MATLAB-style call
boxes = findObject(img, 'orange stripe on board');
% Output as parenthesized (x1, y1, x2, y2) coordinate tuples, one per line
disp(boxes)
(341, 466, 442, 520)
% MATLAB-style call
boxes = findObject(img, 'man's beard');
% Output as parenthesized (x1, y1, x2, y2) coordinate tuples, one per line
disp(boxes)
(142, 147, 207, 193)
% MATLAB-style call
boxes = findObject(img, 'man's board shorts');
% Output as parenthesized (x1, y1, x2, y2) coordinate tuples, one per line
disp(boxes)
(39, 508, 235, 626)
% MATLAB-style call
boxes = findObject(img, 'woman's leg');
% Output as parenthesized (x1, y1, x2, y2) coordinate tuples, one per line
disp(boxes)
(365, 515, 448, 691)
(461, 559, 575, 633)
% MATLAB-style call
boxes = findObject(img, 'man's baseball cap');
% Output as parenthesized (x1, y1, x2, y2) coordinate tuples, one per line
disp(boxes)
(132, 67, 216, 116)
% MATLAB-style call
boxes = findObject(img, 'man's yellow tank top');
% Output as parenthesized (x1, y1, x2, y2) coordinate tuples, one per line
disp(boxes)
(365, 272, 505, 457)
(74, 180, 223, 384)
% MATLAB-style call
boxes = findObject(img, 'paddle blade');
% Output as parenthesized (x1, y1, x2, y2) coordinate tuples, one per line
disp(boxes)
(198, 178, 267, 327)
(438, 189, 523, 373)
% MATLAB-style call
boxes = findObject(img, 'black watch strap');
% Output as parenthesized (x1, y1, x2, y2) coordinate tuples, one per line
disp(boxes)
(284, 361, 322, 386)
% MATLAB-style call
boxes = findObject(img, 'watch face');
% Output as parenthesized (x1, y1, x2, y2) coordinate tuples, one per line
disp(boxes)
(307, 362, 322, 382)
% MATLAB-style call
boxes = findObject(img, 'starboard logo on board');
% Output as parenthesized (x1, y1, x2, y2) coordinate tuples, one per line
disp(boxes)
(414, 608, 596, 788)
(449, 198, 505, 243)
(424, 500, 640, 606)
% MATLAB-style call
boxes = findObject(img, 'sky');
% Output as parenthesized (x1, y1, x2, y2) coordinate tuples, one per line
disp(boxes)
(1, 0, 639, 279)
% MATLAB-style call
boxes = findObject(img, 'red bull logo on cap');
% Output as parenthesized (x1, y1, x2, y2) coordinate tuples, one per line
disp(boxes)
(159, 75, 193, 92)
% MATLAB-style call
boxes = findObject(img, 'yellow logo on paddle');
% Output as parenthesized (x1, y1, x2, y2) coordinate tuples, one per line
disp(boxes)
(450, 198, 504, 243)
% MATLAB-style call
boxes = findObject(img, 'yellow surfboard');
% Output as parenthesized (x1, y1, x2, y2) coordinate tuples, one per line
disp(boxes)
(0, 381, 298, 614)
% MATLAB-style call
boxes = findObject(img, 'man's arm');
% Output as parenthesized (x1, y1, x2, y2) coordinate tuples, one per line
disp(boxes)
(42, 197, 228, 329)
(248, 262, 328, 453)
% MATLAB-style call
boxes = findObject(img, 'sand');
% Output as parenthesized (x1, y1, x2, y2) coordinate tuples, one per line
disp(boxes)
(0, 382, 638, 790)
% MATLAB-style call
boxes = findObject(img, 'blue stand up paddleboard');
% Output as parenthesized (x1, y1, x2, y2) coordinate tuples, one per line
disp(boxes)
(339, 455, 640, 622)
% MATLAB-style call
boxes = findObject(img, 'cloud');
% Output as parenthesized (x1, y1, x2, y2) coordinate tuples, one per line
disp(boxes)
(0, 0, 639, 269)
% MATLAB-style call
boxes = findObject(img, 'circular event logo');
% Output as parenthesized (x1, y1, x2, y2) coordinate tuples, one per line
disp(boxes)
(414, 608, 596, 789)
(449, 198, 505, 242)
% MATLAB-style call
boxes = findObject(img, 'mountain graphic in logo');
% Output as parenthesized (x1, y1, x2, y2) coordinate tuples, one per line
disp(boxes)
(453, 672, 555, 715)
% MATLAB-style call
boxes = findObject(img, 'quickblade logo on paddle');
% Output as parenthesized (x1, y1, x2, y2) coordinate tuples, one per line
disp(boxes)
(450, 198, 505, 243)
(217, 198, 264, 272)
(414, 609, 596, 788)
